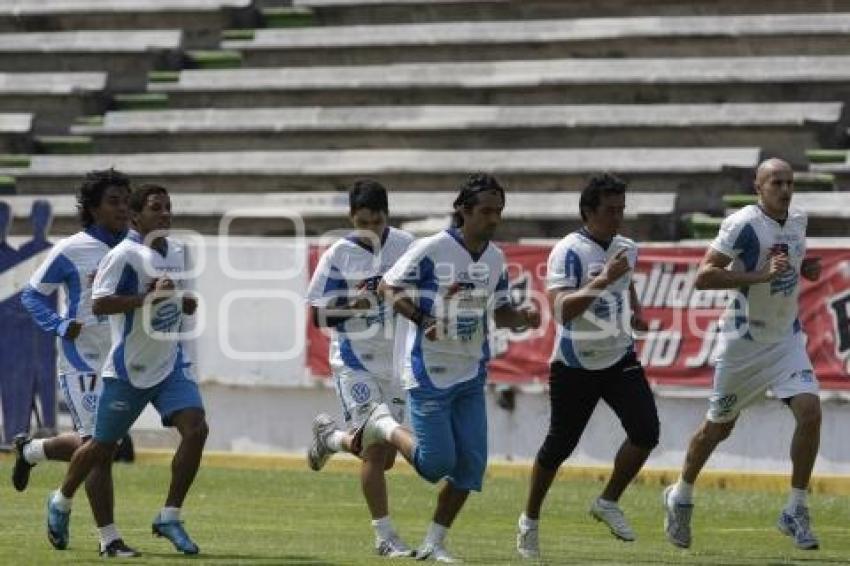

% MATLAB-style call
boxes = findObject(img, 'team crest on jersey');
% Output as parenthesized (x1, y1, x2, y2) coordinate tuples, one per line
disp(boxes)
(350, 382, 371, 404)
(82, 393, 98, 413)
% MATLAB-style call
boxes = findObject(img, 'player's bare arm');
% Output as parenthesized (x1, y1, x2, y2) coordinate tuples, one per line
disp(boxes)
(551, 248, 630, 324)
(377, 280, 439, 340)
(312, 279, 380, 328)
(494, 304, 541, 331)
(800, 256, 822, 282)
(92, 277, 174, 315)
(695, 248, 788, 290)
(629, 282, 649, 333)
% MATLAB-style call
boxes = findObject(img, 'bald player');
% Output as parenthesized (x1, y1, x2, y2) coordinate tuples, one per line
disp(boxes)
(663, 158, 823, 550)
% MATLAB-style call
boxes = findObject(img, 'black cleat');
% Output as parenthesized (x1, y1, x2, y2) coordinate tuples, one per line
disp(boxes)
(12, 434, 35, 492)
(100, 538, 141, 558)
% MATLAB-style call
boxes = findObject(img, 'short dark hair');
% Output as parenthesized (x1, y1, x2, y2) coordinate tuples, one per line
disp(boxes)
(579, 172, 627, 221)
(451, 173, 505, 227)
(349, 179, 389, 215)
(130, 183, 169, 213)
(76, 168, 131, 227)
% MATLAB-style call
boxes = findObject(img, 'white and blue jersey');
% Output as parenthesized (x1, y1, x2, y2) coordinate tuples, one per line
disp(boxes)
(23, 226, 125, 375)
(306, 226, 414, 378)
(711, 204, 806, 343)
(92, 230, 188, 389)
(382, 228, 511, 390)
(547, 229, 638, 371)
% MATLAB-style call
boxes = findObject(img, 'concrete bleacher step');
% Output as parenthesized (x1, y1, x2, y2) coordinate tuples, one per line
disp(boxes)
(70, 103, 844, 165)
(112, 93, 170, 111)
(149, 55, 850, 108)
(0, 30, 184, 89)
(684, 212, 723, 239)
(290, 0, 850, 26)
(261, 6, 317, 28)
(0, 191, 679, 240)
(811, 151, 850, 189)
(186, 50, 242, 69)
(227, 14, 850, 67)
(807, 148, 848, 163)
(0, 113, 32, 153)
(0, 72, 107, 133)
(33, 136, 93, 155)
(0, 0, 258, 49)
(1, 147, 759, 213)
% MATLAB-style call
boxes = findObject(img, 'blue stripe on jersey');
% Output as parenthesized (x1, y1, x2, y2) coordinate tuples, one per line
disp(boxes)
(42, 252, 92, 370)
(113, 264, 139, 381)
(564, 249, 582, 289)
(410, 256, 438, 388)
(339, 336, 367, 371)
(734, 224, 760, 272)
(559, 322, 583, 368)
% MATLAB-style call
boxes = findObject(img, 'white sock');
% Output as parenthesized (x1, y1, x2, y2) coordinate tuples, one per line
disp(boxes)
(23, 439, 47, 464)
(98, 523, 121, 547)
(424, 522, 448, 546)
(327, 430, 345, 452)
(376, 415, 400, 442)
(371, 516, 395, 540)
(786, 488, 808, 511)
(519, 512, 538, 531)
(51, 489, 72, 512)
(596, 497, 619, 508)
(160, 506, 181, 522)
(672, 479, 694, 504)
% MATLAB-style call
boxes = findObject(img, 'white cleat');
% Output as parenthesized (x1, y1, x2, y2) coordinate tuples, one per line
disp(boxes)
(777, 506, 819, 550)
(376, 533, 414, 558)
(589, 498, 636, 541)
(663, 485, 693, 549)
(516, 516, 540, 559)
(416, 542, 459, 563)
(307, 413, 337, 471)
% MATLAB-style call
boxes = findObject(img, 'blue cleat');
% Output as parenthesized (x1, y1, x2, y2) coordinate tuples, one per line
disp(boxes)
(46, 491, 71, 550)
(152, 515, 199, 555)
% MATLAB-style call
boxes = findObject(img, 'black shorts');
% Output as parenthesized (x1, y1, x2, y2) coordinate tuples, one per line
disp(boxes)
(537, 352, 660, 469)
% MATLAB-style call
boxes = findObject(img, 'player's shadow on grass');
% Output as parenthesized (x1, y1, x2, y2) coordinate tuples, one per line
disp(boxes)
(131, 552, 339, 564)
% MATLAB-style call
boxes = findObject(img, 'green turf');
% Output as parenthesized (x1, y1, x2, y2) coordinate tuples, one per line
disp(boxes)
(1, 459, 849, 564)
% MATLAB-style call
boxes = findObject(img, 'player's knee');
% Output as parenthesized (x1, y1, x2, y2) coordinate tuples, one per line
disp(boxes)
(793, 398, 821, 429)
(416, 451, 455, 483)
(628, 420, 660, 451)
(180, 417, 209, 446)
(536, 433, 579, 471)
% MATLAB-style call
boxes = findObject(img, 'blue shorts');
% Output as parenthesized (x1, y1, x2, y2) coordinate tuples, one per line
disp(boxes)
(409, 377, 487, 492)
(94, 365, 204, 444)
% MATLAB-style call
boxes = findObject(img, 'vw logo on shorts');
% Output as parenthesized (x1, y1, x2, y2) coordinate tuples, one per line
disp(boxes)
(82, 393, 98, 413)
(350, 382, 371, 404)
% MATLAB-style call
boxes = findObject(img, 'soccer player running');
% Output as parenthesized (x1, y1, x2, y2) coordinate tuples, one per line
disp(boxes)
(15, 169, 138, 557)
(341, 173, 541, 562)
(46, 184, 209, 555)
(516, 173, 660, 559)
(306, 180, 416, 558)
(663, 158, 822, 550)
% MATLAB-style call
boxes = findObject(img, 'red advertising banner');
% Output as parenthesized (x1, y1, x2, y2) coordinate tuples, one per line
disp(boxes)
(307, 244, 850, 389)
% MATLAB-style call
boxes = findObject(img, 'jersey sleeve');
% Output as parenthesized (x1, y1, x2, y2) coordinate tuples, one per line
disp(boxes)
(28, 245, 74, 295)
(92, 248, 132, 299)
(710, 214, 745, 260)
(546, 240, 583, 291)
(306, 247, 348, 308)
(382, 238, 435, 290)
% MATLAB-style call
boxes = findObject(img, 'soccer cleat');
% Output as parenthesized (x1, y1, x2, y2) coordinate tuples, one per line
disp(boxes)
(589, 498, 636, 541)
(100, 538, 141, 557)
(516, 516, 540, 559)
(351, 403, 392, 456)
(663, 484, 693, 549)
(46, 491, 71, 550)
(307, 413, 337, 471)
(12, 434, 35, 492)
(416, 541, 459, 563)
(376, 533, 414, 558)
(777, 506, 819, 550)
(152, 516, 199, 555)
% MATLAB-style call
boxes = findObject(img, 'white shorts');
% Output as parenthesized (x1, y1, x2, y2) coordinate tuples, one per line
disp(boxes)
(707, 332, 818, 423)
(333, 368, 406, 429)
(58, 372, 103, 438)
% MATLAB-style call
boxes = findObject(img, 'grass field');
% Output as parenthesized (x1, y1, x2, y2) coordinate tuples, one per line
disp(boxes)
(2, 454, 850, 565)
